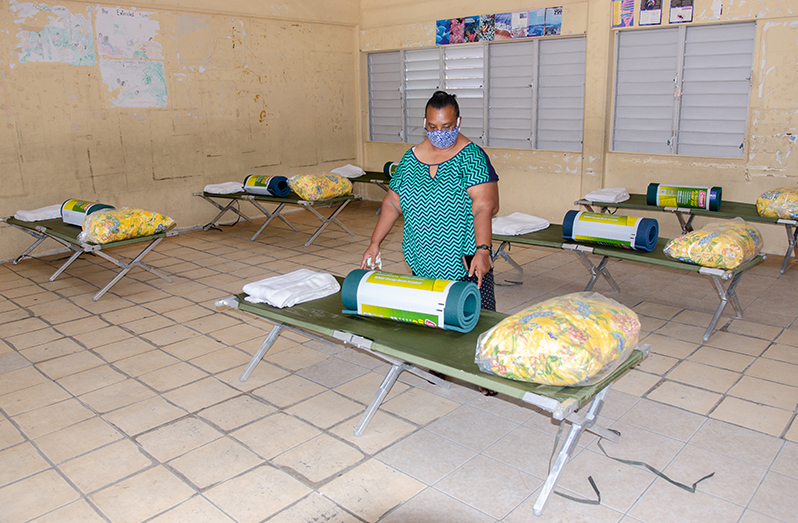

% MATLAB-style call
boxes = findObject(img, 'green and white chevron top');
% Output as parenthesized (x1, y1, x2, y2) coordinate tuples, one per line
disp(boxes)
(389, 142, 495, 280)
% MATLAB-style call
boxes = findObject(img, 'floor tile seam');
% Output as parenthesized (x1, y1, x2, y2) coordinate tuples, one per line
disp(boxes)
(0, 414, 112, 521)
(740, 468, 798, 522)
(427, 472, 545, 521)
(659, 361, 746, 395)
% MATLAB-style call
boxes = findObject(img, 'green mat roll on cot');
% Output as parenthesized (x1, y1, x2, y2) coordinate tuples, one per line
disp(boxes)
(646, 183, 722, 211)
(341, 270, 481, 333)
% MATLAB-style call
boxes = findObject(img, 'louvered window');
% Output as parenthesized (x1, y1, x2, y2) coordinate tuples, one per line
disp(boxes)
(366, 36, 586, 152)
(612, 22, 755, 157)
(367, 51, 402, 142)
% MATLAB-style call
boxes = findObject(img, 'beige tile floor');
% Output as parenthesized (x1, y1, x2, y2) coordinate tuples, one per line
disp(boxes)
(1, 199, 797, 523)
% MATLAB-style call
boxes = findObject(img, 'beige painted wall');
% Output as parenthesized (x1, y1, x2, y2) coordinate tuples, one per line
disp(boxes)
(0, 0, 359, 261)
(359, 0, 798, 255)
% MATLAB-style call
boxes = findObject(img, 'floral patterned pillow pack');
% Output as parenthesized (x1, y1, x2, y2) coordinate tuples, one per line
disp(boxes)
(288, 174, 352, 201)
(79, 208, 175, 244)
(475, 292, 640, 387)
(663, 219, 762, 269)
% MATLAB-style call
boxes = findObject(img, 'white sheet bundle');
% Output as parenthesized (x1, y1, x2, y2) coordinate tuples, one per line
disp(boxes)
(492, 213, 550, 236)
(584, 188, 630, 203)
(242, 269, 340, 308)
(204, 182, 244, 194)
(330, 164, 366, 178)
(14, 204, 62, 222)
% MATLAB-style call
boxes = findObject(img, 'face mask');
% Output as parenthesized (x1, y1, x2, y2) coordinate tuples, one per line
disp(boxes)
(425, 117, 460, 149)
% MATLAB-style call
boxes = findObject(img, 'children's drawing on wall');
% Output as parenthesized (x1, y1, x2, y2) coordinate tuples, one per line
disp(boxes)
(100, 59, 167, 107)
(528, 9, 546, 37)
(478, 14, 494, 41)
(669, 0, 694, 23)
(639, 0, 662, 25)
(436, 19, 450, 45)
(613, 0, 635, 27)
(495, 12, 512, 40)
(437, 7, 563, 45)
(511, 11, 529, 38)
(449, 18, 465, 44)
(464, 16, 479, 43)
(10, 1, 95, 65)
(95, 7, 162, 60)
(544, 7, 562, 35)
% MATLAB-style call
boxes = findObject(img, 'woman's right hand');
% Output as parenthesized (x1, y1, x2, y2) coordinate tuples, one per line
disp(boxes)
(360, 244, 381, 270)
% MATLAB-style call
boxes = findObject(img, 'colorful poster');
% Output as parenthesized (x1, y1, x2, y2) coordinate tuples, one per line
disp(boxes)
(436, 19, 450, 45)
(545, 7, 563, 35)
(640, 0, 662, 25)
(613, 0, 635, 27)
(464, 16, 479, 42)
(528, 9, 546, 37)
(100, 59, 167, 107)
(11, 2, 95, 65)
(95, 6, 163, 60)
(511, 11, 529, 38)
(449, 18, 465, 44)
(478, 14, 495, 41)
(669, 0, 694, 23)
(495, 12, 512, 40)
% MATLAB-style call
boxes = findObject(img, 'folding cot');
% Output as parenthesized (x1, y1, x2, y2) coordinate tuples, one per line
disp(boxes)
(492, 224, 765, 342)
(576, 193, 797, 273)
(215, 285, 649, 516)
(194, 191, 361, 247)
(2, 216, 176, 301)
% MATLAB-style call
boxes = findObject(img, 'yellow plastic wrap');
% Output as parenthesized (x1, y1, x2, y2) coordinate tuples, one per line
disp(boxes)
(288, 174, 353, 201)
(663, 219, 762, 269)
(78, 208, 175, 244)
(475, 292, 640, 386)
(756, 187, 798, 220)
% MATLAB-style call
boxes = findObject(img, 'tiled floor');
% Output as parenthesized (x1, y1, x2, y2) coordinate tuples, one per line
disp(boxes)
(1, 200, 797, 523)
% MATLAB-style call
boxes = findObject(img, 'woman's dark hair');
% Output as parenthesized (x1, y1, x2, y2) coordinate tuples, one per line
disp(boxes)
(425, 90, 460, 119)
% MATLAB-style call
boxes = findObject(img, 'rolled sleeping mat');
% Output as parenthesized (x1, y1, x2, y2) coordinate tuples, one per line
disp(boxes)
(60, 199, 115, 226)
(646, 183, 722, 211)
(243, 175, 291, 197)
(562, 210, 659, 252)
(383, 161, 399, 179)
(341, 269, 481, 333)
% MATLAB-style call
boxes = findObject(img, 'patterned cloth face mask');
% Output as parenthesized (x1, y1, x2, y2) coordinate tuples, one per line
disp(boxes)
(425, 117, 461, 149)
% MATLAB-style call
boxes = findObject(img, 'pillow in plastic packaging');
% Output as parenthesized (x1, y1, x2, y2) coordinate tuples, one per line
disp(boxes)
(475, 292, 640, 387)
(663, 218, 762, 269)
(78, 208, 175, 244)
(756, 187, 798, 220)
(289, 174, 352, 201)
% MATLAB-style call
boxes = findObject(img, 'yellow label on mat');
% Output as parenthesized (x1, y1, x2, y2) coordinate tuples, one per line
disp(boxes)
(63, 199, 92, 213)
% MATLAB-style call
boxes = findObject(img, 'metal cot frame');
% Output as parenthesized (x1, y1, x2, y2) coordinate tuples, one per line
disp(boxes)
(193, 191, 360, 247)
(492, 224, 765, 342)
(576, 194, 796, 274)
(215, 288, 649, 516)
(3, 217, 175, 301)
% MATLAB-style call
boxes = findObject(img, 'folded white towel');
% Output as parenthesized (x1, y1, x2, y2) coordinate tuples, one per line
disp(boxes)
(204, 182, 244, 194)
(492, 213, 550, 236)
(584, 188, 630, 203)
(243, 269, 340, 308)
(330, 164, 366, 179)
(14, 204, 62, 222)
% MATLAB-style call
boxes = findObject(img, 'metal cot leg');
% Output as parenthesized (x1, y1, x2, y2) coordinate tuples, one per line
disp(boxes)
(302, 199, 355, 247)
(240, 324, 285, 382)
(703, 272, 744, 342)
(248, 200, 298, 240)
(90, 237, 170, 301)
(780, 223, 797, 274)
(194, 193, 253, 230)
(572, 251, 621, 293)
(354, 362, 410, 437)
(493, 241, 524, 274)
(533, 387, 612, 516)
